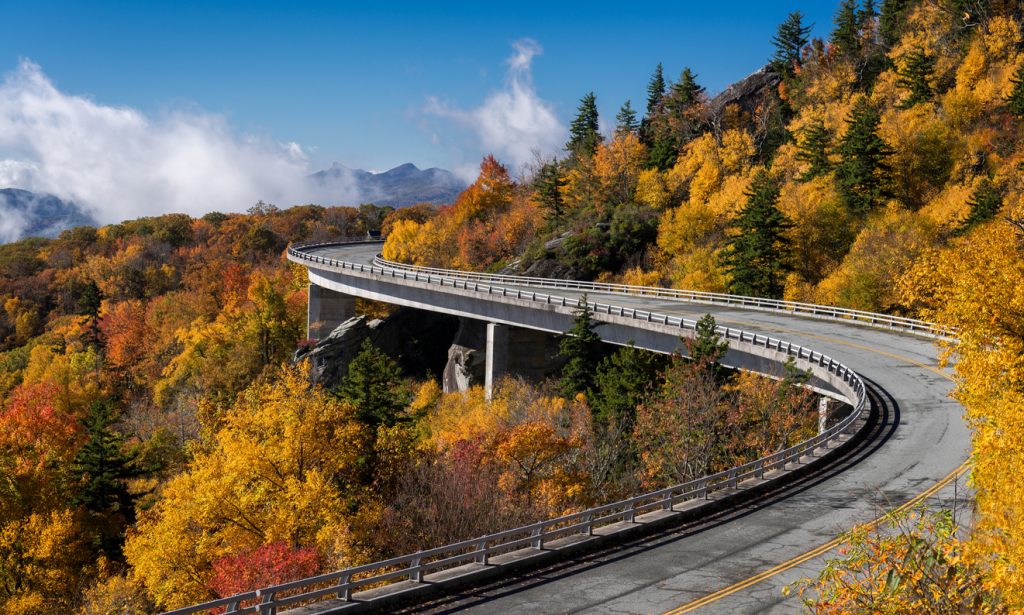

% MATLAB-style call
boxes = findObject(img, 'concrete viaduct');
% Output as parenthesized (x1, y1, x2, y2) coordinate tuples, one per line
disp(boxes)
(165, 240, 971, 615)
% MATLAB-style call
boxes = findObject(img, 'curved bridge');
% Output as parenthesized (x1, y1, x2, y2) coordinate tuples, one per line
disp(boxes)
(168, 240, 971, 615)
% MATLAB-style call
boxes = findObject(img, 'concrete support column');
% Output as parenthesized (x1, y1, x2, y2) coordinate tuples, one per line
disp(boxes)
(818, 397, 833, 434)
(307, 284, 356, 341)
(485, 322, 509, 400)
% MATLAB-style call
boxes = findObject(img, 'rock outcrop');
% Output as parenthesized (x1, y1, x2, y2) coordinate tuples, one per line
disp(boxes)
(295, 306, 458, 389)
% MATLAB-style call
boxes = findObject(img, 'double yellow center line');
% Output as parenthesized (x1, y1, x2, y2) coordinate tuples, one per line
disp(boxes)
(663, 460, 971, 614)
(660, 322, 967, 613)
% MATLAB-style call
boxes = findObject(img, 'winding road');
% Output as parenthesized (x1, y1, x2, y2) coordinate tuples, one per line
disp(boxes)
(292, 242, 971, 614)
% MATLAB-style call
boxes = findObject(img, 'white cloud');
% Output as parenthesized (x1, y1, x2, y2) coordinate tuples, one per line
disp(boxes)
(426, 38, 566, 177)
(0, 60, 361, 225)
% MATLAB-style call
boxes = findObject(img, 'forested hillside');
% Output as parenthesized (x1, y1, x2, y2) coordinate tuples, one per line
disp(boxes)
(2, 0, 1024, 612)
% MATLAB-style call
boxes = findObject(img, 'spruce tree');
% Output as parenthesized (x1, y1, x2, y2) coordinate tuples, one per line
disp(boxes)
(723, 169, 792, 299)
(69, 401, 136, 558)
(589, 344, 664, 433)
(615, 100, 639, 136)
(835, 97, 891, 216)
(1006, 63, 1024, 119)
(558, 296, 603, 398)
(955, 178, 1005, 235)
(79, 279, 104, 350)
(895, 48, 936, 108)
(534, 161, 567, 229)
(858, 0, 878, 31)
(831, 0, 861, 59)
(646, 63, 666, 114)
(336, 339, 409, 429)
(879, 0, 911, 47)
(796, 119, 832, 181)
(771, 11, 812, 75)
(567, 92, 602, 159)
(690, 314, 729, 364)
(668, 68, 704, 112)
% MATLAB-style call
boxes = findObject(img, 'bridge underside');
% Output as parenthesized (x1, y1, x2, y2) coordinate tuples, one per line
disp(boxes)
(306, 270, 850, 402)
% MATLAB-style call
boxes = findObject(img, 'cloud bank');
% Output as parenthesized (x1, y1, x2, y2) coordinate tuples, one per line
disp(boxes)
(426, 39, 566, 177)
(0, 60, 360, 226)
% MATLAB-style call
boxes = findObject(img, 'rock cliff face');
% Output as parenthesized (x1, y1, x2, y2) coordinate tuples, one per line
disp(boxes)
(295, 307, 459, 389)
(706, 65, 783, 123)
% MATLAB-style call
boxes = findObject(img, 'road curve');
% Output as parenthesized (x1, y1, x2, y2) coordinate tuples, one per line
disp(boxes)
(297, 243, 971, 614)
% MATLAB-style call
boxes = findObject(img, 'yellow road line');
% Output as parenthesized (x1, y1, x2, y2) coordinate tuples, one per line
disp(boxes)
(657, 318, 962, 613)
(663, 459, 971, 614)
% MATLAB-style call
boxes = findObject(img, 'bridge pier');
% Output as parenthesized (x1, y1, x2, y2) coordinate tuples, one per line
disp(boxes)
(484, 323, 508, 400)
(307, 283, 355, 341)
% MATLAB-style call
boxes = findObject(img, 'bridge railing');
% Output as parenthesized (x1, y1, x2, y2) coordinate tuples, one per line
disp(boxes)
(161, 243, 871, 615)
(365, 254, 950, 339)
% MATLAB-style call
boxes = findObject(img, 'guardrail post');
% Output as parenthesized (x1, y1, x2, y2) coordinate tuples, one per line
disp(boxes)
(257, 590, 276, 615)
(475, 540, 489, 564)
(531, 527, 544, 549)
(582, 512, 593, 536)
(410, 557, 423, 582)
(336, 574, 351, 601)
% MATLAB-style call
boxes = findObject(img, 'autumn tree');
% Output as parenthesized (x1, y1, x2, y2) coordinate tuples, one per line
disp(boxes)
(125, 363, 362, 609)
(567, 92, 602, 159)
(723, 169, 792, 299)
(771, 11, 812, 75)
(558, 297, 603, 398)
(835, 97, 891, 216)
(797, 119, 833, 181)
(895, 48, 936, 108)
(634, 356, 726, 485)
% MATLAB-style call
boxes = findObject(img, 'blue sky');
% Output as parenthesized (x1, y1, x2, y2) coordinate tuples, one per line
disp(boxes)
(0, 1, 840, 220)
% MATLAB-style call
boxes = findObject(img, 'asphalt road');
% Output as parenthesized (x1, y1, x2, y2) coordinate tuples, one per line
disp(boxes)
(306, 243, 972, 614)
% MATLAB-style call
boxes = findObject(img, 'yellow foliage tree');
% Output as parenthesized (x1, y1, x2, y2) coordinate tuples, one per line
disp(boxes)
(125, 363, 364, 609)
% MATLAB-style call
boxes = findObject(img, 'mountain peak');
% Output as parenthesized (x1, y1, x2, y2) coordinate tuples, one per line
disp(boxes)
(309, 162, 466, 208)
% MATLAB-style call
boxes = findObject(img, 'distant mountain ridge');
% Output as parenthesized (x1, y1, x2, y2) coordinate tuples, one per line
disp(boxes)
(310, 162, 466, 208)
(0, 188, 96, 243)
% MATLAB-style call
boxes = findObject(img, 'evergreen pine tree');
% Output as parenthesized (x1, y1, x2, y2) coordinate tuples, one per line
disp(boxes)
(646, 63, 666, 114)
(69, 401, 136, 558)
(723, 170, 792, 299)
(79, 279, 104, 350)
(879, 0, 911, 47)
(336, 339, 409, 429)
(589, 344, 664, 433)
(796, 119, 832, 181)
(558, 296, 604, 398)
(1006, 63, 1024, 119)
(895, 48, 936, 108)
(835, 97, 892, 216)
(831, 0, 861, 59)
(690, 314, 729, 364)
(858, 0, 878, 31)
(771, 11, 812, 75)
(955, 178, 1005, 235)
(615, 100, 639, 136)
(534, 161, 567, 229)
(567, 92, 602, 159)
(667, 68, 704, 113)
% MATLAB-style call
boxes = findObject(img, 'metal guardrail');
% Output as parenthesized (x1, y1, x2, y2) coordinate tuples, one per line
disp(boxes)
(368, 255, 952, 340)
(162, 241, 872, 615)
